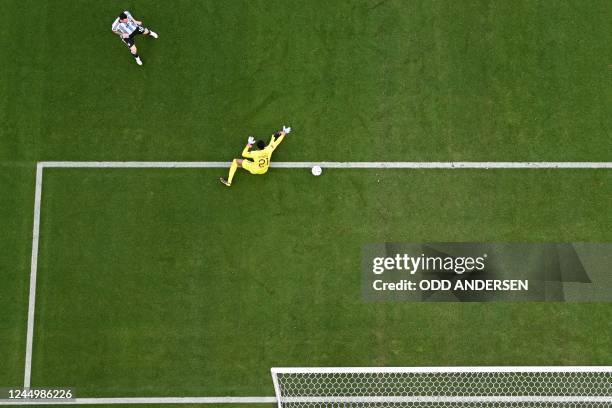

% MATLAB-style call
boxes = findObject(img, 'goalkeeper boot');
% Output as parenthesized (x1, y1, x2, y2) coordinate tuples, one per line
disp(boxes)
(150, 31, 159, 39)
(135, 57, 143, 66)
(219, 177, 231, 187)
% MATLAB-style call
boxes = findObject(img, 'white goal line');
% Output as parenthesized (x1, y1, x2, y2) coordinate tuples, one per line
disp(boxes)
(38, 161, 612, 168)
(0, 397, 276, 406)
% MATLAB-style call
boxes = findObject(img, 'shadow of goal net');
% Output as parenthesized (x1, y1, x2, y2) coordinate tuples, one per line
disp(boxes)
(271, 367, 612, 408)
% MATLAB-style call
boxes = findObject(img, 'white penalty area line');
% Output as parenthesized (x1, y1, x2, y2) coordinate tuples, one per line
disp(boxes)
(23, 160, 612, 389)
(0, 397, 277, 406)
(39, 161, 612, 168)
(23, 163, 43, 389)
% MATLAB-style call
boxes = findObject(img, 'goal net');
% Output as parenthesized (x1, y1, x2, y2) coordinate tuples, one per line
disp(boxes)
(271, 367, 612, 408)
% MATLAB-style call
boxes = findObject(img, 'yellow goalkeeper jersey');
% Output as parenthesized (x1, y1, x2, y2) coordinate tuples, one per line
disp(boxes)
(241, 133, 285, 174)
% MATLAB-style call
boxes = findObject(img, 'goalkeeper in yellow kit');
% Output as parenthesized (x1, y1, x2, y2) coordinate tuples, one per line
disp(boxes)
(220, 125, 292, 186)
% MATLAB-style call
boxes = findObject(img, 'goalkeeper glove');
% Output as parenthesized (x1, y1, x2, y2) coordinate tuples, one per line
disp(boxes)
(282, 125, 292, 134)
(247, 136, 256, 145)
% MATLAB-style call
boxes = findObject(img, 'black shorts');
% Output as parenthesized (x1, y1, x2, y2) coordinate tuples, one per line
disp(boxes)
(121, 27, 145, 47)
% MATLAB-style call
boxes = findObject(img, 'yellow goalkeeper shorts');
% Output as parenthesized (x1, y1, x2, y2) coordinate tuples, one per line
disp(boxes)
(242, 160, 268, 175)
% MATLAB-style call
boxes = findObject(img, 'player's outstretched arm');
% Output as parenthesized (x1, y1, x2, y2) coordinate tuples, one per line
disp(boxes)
(111, 19, 121, 35)
(241, 136, 256, 158)
(269, 125, 291, 150)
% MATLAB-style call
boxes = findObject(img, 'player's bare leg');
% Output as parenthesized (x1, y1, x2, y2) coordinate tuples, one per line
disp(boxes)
(129, 44, 142, 65)
(220, 159, 242, 186)
(142, 27, 158, 39)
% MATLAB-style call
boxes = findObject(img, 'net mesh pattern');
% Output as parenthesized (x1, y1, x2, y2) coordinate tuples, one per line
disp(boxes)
(279, 404, 611, 408)
(274, 371, 612, 408)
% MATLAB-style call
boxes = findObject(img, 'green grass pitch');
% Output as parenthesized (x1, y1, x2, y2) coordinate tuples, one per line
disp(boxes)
(1, 0, 611, 403)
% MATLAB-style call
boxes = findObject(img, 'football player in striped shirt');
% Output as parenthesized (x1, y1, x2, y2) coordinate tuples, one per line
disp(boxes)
(111, 11, 158, 66)
(220, 126, 292, 187)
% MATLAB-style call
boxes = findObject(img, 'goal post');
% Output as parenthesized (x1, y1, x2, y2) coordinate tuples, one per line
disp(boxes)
(271, 367, 612, 408)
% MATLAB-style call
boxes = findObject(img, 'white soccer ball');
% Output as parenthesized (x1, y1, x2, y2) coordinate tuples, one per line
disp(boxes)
(311, 165, 322, 176)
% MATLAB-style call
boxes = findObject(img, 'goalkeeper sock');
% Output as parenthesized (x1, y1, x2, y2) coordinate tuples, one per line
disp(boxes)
(132, 52, 140, 59)
(227, 160, 238, 185)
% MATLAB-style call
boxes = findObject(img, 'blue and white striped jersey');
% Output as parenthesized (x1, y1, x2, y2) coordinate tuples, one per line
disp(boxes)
(111, 11, 139, 36)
